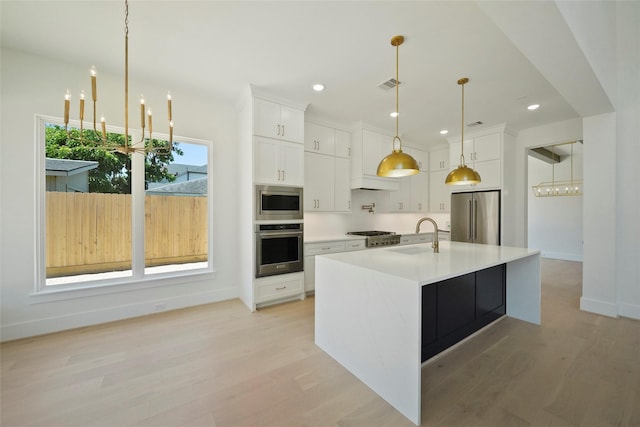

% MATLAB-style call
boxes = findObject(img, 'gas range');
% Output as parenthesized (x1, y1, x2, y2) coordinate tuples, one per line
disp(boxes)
(346, 231, 400, 247)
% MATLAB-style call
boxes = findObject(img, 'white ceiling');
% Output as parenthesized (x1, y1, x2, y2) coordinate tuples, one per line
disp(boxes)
(1, 1, 597, 148)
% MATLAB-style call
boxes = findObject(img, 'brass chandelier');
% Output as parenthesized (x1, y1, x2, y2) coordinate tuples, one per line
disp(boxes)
(376, 35, 420, 178)
(62, 0, 173, 155)
(445, 77, 481, 185)
(532, 141, 583, 197)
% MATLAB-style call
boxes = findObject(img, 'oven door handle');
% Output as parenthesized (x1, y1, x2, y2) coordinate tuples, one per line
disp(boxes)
(256, 231, 303, 238)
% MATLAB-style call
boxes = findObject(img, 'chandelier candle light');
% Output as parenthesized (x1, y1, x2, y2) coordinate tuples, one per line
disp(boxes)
(376, 35, 420, 178)
(445, 77, 481, 185)
(62, 0, 173, 155)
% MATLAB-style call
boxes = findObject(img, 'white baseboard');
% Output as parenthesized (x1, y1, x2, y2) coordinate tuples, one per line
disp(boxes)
(579, 296, 618, 318)
(541, 251, 583, 262)
(0, 287, 238, 342)
(618, 302, 640, 320)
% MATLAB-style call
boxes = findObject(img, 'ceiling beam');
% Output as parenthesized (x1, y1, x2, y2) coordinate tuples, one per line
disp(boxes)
(528, 147, 561, 164)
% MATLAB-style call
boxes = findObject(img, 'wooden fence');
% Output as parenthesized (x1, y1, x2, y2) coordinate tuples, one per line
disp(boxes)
(46, 192, 207, 277)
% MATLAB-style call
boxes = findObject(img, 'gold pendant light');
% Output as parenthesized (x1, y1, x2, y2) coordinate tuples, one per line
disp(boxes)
(377, 35, 420, 178)
(445, 77, 481, 185)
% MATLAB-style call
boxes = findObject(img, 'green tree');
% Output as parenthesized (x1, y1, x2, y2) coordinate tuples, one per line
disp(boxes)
(45, 124, 183, 193)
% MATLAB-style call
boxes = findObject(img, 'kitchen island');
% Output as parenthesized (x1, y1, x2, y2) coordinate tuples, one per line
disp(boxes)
(314, 241, 540, 425)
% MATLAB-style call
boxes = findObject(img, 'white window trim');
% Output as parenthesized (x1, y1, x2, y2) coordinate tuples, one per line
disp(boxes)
(33, 115, 216, 300)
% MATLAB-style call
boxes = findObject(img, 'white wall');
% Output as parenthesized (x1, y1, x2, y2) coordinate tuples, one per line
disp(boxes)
(581, 113, 617, 317)
(0, 48, 240, 340)
(527, 145, 583, 261)
(613, 1, 640, 320)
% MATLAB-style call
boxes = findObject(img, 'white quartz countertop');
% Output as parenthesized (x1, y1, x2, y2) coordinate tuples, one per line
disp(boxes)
(304, 234, 367, 244)
(318, 241, 540, 285)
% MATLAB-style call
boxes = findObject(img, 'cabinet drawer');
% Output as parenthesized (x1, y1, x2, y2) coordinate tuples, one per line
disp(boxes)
(255, 276, 303, 303)
(345, 239, 366, 251)
(305, 241, 346, 256)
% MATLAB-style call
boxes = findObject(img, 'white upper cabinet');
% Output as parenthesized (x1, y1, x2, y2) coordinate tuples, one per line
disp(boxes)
(334, 129, 351, 159)
(254, 136, 304, 186)
(410, 172, 429, 212)
(303, 125, 352, 213)
(404, 146, 428, 172)
(350, 126, 399, 191)
(387, 146, 428, 213)
(305, 122, 335, 155)
(254, 98, 304, 143)
(304, 152, 335, 212)
(388, 176, 412, 212)
(448, 129, 504, 191)
(362, 129, 386, 176)
(334, 157, 351, 212)
(429, 148, 449, 171)
(429, 169, 450, 212)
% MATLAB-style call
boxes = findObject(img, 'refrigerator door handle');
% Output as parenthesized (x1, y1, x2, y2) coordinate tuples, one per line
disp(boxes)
(473, 199, 478, 240)
(468, 200, 473, 241)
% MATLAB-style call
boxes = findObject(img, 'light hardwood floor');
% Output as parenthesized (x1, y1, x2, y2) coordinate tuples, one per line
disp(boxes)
(1, 259, 638, 426)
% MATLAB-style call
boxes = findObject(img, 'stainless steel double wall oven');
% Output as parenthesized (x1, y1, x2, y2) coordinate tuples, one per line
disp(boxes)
(255, 185, 303, 278)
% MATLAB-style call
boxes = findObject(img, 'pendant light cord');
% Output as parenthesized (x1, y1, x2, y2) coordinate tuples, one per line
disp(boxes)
(395, 40, 399, 146)
(458, 78, 468, 167)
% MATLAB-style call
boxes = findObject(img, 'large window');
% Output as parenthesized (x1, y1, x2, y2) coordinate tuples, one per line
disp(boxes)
(37, 116, 213, 291)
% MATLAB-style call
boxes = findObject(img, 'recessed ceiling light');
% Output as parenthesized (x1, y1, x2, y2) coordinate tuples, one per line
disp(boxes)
(312, 83, 325, 92)
(527, 104, 540, 110)
(440, 129, 448, 135)
(390, 111, 399, 118)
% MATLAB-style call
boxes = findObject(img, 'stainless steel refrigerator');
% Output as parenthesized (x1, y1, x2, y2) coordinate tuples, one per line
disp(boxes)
(450, 190, 500, 245)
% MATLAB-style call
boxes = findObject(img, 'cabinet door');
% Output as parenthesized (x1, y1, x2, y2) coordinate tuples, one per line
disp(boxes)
(334, 157, 351, 212)
(473, 132, 501, 162)
(449, 139, 473, 169)
(304, 255, 315, 292)
(405, 147, 427, 172)
(410, 172, 428, 212)
(362, 130, 383, 176)
(388, 176, 411, 212)
(422, 284, 437, 349)
(429, 170, 450, 212)
(254, 98, 281, 140)
(472, 159, 501, 190)
(279, 105, 304, 144)
(304, 152, 334, 211)
(304, 123, 334, 155)
(437, 272, 476, 338)
(476, 264, 505, 319)
(280, 142, 304, 186)
(429, 148, 449, 171)
(254, 137, 281, 184)
(334, 129, 351, 159)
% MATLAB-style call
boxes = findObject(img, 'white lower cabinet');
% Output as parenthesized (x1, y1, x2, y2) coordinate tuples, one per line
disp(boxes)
(400, 233, 431, 245)
(304, 239, 365, 292)
(254, 272, 304, 304)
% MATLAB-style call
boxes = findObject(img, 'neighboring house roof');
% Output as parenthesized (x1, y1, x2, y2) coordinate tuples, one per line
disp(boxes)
(146, 177, 207, 196)
(45, 158, 99, 176)
(166, 163, 207, 177)
(147, 163, 208, 190)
